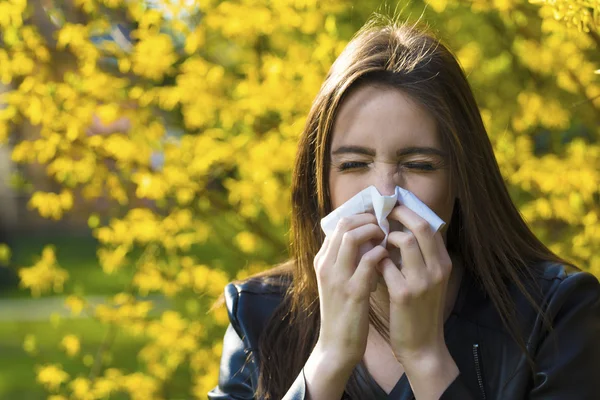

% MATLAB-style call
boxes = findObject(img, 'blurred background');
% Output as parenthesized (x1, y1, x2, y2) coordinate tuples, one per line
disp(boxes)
(0, 0, 598, 398)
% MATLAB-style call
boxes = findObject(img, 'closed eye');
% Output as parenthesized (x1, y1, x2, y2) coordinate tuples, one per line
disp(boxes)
(338, 161, 368, 171)
(336, 161, 437, 172)
(403, 162, 435, 171)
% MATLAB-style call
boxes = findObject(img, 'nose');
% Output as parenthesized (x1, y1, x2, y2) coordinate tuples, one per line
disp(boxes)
(373, 167, 399, 196)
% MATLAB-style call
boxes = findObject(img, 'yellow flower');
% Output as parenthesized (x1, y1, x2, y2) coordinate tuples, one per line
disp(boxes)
(120, 372, 160, 400)
(18, 246, 69, 297)
(184, 27, 205, 55)
(27, 191, 73, 220)
(36, 364, 70, 392)
(96, 103, 121, 125)
(60, 334, 81, 357)
(97, 245, 129, 274)
(56, 23, 89, 51)
(425, 0, 448, 13)
(65, 295, 86, 316)
(69, 377, 92, 399)
(0, 0, 26, 29)
(210, 305, 229, 327)
(133, 267, 164, 296)
(234, 231, 259, 253)
(132, 172, 169, 200)
(92, 376, 119, 398)
(132, 33, 177, 80)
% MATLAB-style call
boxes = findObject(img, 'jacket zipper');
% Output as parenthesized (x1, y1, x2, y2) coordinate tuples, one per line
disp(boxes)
(473, 343, 486, 399)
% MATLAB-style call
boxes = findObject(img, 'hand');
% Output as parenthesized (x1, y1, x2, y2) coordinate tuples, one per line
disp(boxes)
(313, 213, 389, 371)
(378, 204, 453, 364)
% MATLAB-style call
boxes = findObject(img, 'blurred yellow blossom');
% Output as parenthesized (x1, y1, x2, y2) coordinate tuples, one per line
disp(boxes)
(18, 246, 69, 297)
(60, 334, 81, 357)
(69, 377, 92, 400)
(65, 295, 86, 316)
(120, 372, 160, 400)
(132, 33, 177, 80)
(27, 190, 74, 220)
(36, 364, 70, 392)
(234, 231, 258, 253)
(96, 103, 121, 125)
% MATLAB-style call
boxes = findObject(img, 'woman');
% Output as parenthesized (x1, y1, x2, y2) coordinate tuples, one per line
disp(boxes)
(208, 19, 600, 400)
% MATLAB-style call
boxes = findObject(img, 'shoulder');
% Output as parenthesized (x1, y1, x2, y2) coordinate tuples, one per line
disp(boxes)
(224, 273, 290, 349)
(512, 261, 600, 342)
(525, 262, 600, 390)
(466, 261, 600, 332)
(536, 260, 588, 282)
(533, 261, 600, 319)
(527, 261, 599, 305)
(501, 261, 599, 311)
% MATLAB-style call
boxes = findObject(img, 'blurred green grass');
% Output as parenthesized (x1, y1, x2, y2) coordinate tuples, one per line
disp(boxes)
(0, 233, 245, 399)
(0, 318, 145, 399)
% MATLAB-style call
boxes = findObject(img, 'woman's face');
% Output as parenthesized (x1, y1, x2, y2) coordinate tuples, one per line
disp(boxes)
(328, 84, 455, 243)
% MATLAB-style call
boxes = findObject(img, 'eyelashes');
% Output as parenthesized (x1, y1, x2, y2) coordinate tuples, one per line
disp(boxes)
(336, 161, 437, 172)
(337, 161, 368, 171)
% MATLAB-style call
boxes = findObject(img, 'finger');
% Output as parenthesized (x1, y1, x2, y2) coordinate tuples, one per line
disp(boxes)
(317, 235, 330, 256)
(314, 235, 330, 267)
(349, 245, 388, 296)
(335, 223, 385, 276)
(387, 230, 426, 278)
(378, 257, 406, 290)
(388, 205, 439, 266)
(323, 214, 378, 265)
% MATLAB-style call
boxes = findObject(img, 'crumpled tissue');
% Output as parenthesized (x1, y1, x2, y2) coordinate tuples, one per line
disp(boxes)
(320, 186, 445, 249)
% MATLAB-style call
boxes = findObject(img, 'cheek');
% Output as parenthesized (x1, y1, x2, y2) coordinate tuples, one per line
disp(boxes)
(403, 176, 454, 224)
(414, 191, 454, 223)
(399, 186, 454, 248)
(328, 172, 365, 209)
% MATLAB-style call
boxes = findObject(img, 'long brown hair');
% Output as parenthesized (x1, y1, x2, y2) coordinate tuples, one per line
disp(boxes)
(248, 17, 574, 399)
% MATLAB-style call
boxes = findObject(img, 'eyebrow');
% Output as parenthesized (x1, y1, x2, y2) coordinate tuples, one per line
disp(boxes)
(331, 145, 447, 158)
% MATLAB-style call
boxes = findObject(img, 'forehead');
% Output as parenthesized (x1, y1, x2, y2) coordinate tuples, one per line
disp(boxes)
(331, 84, 440, 149)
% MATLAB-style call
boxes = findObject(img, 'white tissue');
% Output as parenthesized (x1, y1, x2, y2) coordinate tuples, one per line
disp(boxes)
(320, 186, 445, 247)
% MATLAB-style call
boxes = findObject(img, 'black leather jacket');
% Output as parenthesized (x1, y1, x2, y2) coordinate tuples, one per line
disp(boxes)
(208, 262, 600, 399)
